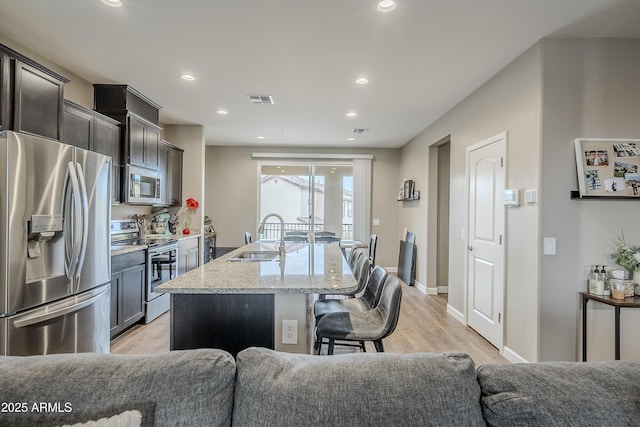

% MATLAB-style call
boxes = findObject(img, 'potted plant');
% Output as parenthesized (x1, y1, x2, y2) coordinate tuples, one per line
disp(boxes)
(610, 233, 640, 283)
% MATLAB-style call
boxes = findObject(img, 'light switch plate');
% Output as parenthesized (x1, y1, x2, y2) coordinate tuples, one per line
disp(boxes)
(543, 237, 556, 255)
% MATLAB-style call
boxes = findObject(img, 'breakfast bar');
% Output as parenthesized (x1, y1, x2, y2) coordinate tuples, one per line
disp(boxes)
(155, 241, 358, 356)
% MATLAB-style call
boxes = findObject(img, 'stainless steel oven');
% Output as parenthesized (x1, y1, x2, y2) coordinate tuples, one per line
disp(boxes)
(110, 220, 177, 324)
(146, 240, 177, 323)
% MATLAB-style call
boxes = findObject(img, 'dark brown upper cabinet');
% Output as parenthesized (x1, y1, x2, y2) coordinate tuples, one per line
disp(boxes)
(158, 140, 183, 207)
(94, 84, 162, 171)
(0, 44, 68, 140)
(62, 100, 121, 204)
(126, 113, 160, 169)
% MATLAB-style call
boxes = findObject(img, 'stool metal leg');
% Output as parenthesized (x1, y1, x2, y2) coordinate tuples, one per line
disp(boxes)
(328, 339, 335, 355)
(373, 340, 384, 352)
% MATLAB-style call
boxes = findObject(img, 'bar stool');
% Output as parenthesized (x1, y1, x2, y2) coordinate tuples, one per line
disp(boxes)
(314, 266, 388, 320)
(316, 274, 403, 355)
(313, 266, 388, 353)
(368, 233, 378, 268)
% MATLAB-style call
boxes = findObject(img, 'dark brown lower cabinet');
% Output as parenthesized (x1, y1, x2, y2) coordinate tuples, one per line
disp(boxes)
(110, 251, 146, 338)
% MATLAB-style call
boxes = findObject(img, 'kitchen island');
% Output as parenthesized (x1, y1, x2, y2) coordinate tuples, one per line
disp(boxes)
(155, 241, 357, 356)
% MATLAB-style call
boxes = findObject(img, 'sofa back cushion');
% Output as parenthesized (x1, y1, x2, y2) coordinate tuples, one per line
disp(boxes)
(477, 360, 640, 426)
(234, 347, 485, 427)
(0, 349, 236, 427)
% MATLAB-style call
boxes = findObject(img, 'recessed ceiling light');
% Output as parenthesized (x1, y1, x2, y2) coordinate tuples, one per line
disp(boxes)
(347, 137, 355, 141)
(101, 0, 122, 7)
(355, 77, 369, 85)
(181, 74, 196, 81)
(216, 109, 228, 115)
(257, 136, 265, 140)
(377, 0, 397, 13)
(346, 112, 357, 117)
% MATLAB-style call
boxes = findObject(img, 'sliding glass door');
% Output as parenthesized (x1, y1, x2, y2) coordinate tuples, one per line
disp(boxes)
(258, 162, 353, 241)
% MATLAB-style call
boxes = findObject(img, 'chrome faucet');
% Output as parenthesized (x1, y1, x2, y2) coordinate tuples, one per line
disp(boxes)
(258, 213, 286, 257)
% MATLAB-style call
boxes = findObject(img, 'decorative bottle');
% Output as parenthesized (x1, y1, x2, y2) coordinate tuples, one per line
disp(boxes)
(588, 265, 598, 294)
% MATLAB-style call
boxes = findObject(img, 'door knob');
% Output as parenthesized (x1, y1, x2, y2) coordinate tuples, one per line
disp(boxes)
(467, 245, 473, 251)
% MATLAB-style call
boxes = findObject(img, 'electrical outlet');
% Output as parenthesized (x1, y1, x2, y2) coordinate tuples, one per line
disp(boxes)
(282, 319, 298, 345)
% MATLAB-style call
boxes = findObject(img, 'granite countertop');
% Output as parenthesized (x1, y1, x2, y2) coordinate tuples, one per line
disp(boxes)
(111, 233, 201, 256)
(156, 241, 358, 295)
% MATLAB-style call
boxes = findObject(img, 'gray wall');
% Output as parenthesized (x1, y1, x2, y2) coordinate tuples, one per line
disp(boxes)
(204, 146, 400, 268)
(399, 43, 543, 362)
(400, 37, 640, 363)
(540, 38, 640, 361)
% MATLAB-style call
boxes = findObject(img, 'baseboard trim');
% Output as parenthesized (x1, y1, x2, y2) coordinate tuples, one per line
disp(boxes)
(446, 304, 466, 325)
(502, 346, 529, 364)
(436, 286, 449, 294)
(386, 266, 398, 274)
(414, 280, 428, 294)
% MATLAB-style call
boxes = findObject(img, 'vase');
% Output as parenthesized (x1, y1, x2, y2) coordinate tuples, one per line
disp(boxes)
(183, 210, 192, 235)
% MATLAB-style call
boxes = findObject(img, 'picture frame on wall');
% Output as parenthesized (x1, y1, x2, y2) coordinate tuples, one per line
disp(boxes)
(575, 138, 640, 197)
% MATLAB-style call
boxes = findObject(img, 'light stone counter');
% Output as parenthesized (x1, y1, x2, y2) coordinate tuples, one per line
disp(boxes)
(156, 241, 358, 295)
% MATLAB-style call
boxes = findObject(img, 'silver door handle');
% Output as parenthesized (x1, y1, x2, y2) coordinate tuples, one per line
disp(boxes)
(74, 162, 89, 285)
(13, 286, 108, 328)
(63, 161, 82, 281)
(467, 245, 473, 251)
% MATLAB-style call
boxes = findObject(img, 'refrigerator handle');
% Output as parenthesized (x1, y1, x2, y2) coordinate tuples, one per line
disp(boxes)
(74, 162, 89, 285)
(63, 161, 82, 281)
(12, 286, 108, 328)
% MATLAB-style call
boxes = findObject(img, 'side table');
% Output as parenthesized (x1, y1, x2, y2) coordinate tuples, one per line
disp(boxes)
(580, 291, 640, 361)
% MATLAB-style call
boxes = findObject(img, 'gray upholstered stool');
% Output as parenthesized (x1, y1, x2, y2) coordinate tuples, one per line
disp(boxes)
(314, 266, 387, 321)
(316, 274, 403, 355)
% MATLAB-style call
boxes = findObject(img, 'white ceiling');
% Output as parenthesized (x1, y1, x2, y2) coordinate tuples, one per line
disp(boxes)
(0, 0, 639, 148)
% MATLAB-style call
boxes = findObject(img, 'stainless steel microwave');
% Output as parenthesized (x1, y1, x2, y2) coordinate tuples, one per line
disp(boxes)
(125, 164, 161, 205)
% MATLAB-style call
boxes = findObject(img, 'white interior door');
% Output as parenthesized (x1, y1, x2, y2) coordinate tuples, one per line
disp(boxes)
(466, 133, 506, 349)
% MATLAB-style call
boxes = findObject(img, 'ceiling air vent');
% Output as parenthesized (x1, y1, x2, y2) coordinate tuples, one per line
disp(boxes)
(352, 128, 369, 134)
(248, 95, 275, 104)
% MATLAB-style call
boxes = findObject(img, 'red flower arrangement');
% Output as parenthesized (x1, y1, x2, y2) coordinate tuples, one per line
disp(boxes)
(183, 197, 199, 234)
(186, 197, 199, 210)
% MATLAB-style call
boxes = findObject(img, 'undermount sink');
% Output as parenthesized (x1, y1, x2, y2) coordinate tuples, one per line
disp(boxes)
(226, 251, 280, 262)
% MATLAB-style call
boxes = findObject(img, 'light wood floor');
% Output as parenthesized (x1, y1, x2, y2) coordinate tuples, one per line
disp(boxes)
(111, 283, 508, 366)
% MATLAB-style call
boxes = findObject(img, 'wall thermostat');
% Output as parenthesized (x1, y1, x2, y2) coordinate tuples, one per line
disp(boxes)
(504, 189, 519, 207)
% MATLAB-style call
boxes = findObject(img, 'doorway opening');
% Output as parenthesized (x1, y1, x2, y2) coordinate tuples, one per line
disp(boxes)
(427, 136, 451, 294)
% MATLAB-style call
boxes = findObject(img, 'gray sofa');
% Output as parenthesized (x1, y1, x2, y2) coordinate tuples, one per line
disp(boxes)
(0, 347, 638, 426)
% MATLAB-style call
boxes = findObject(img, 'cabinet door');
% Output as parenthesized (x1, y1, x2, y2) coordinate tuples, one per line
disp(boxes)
(157, 141, 169, 206)
(127, 115, 146, 167)
(13, 60, 64, 140)
(120, 264, 145, 329)
(110, 272, 121, 337)
(187, 248, 199, 272)
(144, 125, 159, 168)
(62, 101, 93, 150)
(177, 251, 188, 276)
(94, 117, 121, 204)
(168, 146, 183, 206)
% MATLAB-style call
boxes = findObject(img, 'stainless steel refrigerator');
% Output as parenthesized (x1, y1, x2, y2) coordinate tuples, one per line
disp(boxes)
(0, 131, 111, 355)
